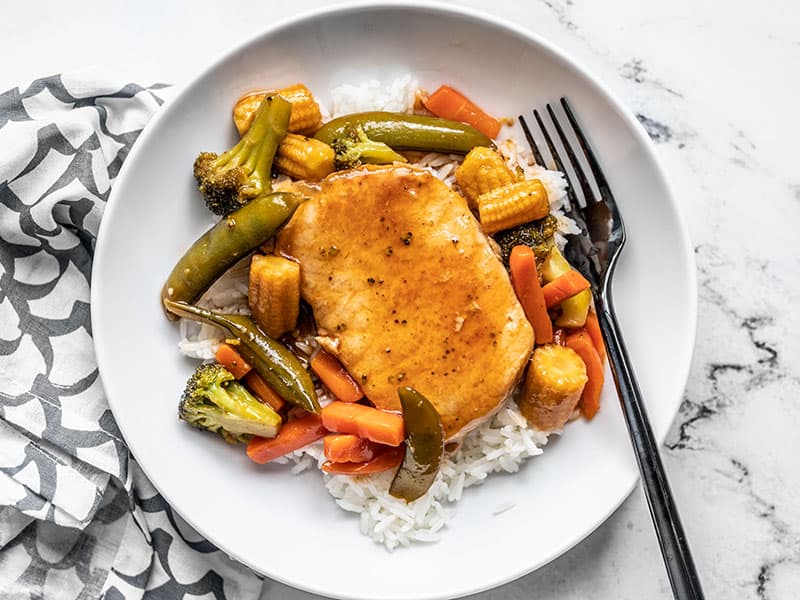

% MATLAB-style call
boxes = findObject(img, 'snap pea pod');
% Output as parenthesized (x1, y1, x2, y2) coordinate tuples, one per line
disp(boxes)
(390, 387, 445, 502)
(314, 112, 494, 155)
(161, 192, 301, 319)
(163, 299, 319, 414)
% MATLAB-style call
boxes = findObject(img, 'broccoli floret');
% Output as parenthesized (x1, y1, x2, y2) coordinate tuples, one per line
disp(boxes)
(193, 95, 291, 216)
(179, 363, 281, 443)
(494, 214, 559, 266)
(331, 125, 407, 170)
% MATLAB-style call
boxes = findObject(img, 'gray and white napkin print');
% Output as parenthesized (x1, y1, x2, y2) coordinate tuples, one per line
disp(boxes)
(0, 75, 263, 599)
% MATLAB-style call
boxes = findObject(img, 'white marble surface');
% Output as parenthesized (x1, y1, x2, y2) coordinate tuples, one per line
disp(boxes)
(3, 1, 797, 598)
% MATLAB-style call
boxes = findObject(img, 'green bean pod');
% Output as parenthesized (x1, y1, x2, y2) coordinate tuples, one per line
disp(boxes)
(161, 192, 301, 318)
(314, 112, 494, 155)
(163, 299, 319, 413)
(390, 386, 445, 502)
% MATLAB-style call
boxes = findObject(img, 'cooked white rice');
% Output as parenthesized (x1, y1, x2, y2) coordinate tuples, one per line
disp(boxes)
(272, 401, 549, 550)
(330, 74, 418, 116)
(178, 76, 577, 550)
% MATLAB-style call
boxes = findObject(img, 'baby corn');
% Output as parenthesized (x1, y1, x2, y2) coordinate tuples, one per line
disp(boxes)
(232, 93, 264, 136)
(478, 179, 549, 234)
(277, 83, 322, 135)
(233, 83, 322, 136)
(455, 147, 517, 210)
(248, 255, 301, 338)
(274, 134, 335, 180)
(518, 344, 588, 431)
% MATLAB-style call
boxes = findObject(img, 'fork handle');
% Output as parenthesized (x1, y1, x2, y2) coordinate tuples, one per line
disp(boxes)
(596, 302, 706, 600)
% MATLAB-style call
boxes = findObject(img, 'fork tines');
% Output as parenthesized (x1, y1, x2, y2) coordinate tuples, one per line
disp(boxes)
(519, 98, 625, 281)
(518, 98, 615, 212)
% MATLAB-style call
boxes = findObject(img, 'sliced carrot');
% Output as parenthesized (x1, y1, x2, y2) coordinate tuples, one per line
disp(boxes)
(215, 343, 286, 411)
(215, 343, 252, 379)
(320, 402, 405, 447)
(565, 330, 604, 420)
(423, 85, 501, 139)
(584, 309, 607, 364)
(244, 372, 286, 413)
(509, 245, 553, 344)
(542, 270, 591, 309)
(323, 434, 382, 463)
(310, 349, 363, 402)
(321, 445, 404, 475)
(246, 414, 327, 464)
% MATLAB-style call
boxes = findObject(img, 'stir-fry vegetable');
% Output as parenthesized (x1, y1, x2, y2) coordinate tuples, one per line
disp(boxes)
(310, 349, 364, 403)
(194, 95, 291, 216)
(314, 112, 493, 155)
(494, 214, 558, 266)
(244, 372, 286, 413)
(248, 255, 301, 338)
(584, 309, 607, 364)
(565, 330, 604, 419)
(455, 146, 518, 210)
(247, 413, 327, 464)
(323, 434, 381, 463)
(233, 84, 322, 136)
(214, 342, 252, 379)
(390, 387, 445, 503)
(423, 85, 502, 139)
(215, 343, 286, 412)
(320, 401, 405, 447)
(330, 124, 407, 169)
(541, 246, 591, 328)
(161, 192, 301, 315)
(321, 445, 404, 475)
(275, 133, 335, 180)
(179, 363, 282, 443)
(163, 300, 319, 413)
(517, 344, 588, 430)
(478, 179, 550, 234)
(509, 245, 553, 344)
(542, 270, 591, 308)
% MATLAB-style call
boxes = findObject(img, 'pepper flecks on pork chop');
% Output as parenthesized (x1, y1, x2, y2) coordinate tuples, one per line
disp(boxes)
(277, 165, 534, 440)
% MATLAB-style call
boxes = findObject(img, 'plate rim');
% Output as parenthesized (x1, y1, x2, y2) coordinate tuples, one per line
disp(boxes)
(91, 2, 698, 598)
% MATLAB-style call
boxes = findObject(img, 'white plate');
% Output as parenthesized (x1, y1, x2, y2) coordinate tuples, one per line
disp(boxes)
(91, 3, 696, 599)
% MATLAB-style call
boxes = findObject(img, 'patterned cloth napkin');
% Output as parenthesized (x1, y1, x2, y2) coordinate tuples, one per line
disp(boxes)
(0, 75, 263, 599)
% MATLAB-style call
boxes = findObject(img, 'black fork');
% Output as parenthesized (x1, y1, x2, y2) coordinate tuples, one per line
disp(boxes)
(520, 99, 705, 600)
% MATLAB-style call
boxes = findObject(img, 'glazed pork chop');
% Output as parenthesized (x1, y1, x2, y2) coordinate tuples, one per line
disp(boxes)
(277, 165, 533, 440)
